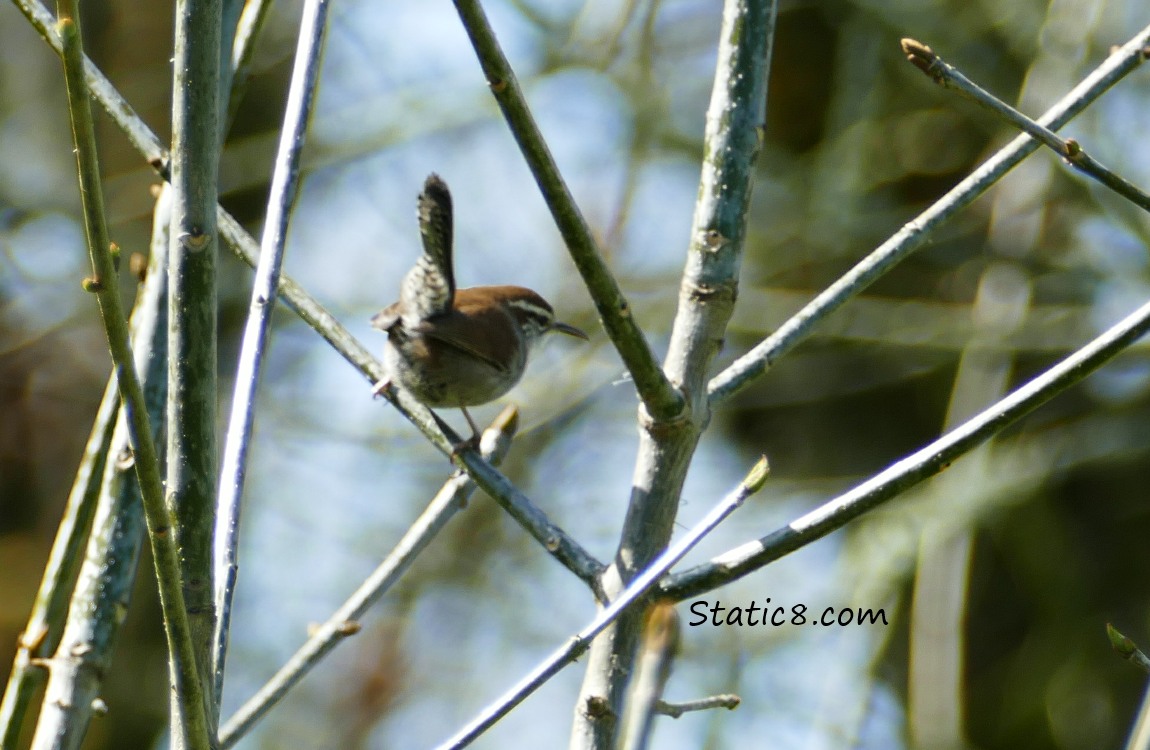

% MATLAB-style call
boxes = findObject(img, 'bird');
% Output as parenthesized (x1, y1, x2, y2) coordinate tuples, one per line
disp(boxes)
(372, 173, 588, 442)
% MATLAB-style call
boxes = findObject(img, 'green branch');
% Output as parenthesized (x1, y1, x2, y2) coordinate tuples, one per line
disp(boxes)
(54, 6, 211, 749)
(166, 0, 223, 730)
(452, 0, 685, 422)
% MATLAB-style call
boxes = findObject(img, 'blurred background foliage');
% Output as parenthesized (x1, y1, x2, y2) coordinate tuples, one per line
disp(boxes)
(2, 0, 1150, 748)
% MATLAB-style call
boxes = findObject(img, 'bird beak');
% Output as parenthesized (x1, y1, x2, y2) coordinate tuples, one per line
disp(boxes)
(552, 321, 589, 340)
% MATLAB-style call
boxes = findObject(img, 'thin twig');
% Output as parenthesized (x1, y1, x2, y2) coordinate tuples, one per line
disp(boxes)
(219, 406, 520, 748)
(707, 23, 1150, 404)
(664, 288, 1150, 600)
(656, 694, 741, 718)
(435, 457, 768, 750)
(53, 8, 210, 748)
(452, 0, 685, 422)
(901, 38, 1150, 212)
(213, 0, 330, 701)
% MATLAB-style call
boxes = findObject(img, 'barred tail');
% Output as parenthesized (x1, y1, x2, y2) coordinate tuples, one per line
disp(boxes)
(400, 173, 455, 320)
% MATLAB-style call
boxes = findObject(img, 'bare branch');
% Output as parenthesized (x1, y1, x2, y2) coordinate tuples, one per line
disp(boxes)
(436, 457, 768, 750)
(452, 0, 685, 422)
(665, 289, 1150, 599)
(707, 23, 1150, 403)
(572, 1, 777, 744)
(220, 407, 521, 748)
(619, 603, 680, 750)
(54, 7, 210, 746)
(213, 0, 331, 700)
(901, 37, 1150, 212)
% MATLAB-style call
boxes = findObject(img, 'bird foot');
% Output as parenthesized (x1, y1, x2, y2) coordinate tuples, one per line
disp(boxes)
(449, 433, 481, 459)
(371, 379, 392, 399)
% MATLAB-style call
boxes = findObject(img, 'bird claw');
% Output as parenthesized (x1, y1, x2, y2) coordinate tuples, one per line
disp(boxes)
(449, 433, 481, 459)
(371, 379, 392, 399)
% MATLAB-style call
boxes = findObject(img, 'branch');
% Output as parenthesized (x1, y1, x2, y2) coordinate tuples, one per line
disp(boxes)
(27, 194, 171, 750)
(452, 0, 685, 422)
(572, 1, 776, 744)
(707, 23, 1150, 403)
(219, 406, 520, 748)
(53, 7, 210, 747)
(656, 695, 740, 718)
(618, 603, 680, 750)
(664, 288, 1150, 599)
(224, 0, 275, 131)
(435, 457, 768, 750)
(167, 0, 224, 734)
(0, 351, 117, 748)
(901, 38, 1150, 212)
(213, 0, 330, 700)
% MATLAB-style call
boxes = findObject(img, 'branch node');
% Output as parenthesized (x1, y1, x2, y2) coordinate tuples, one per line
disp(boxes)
(583, 695, 614, 720)
(81, 275, 103, 292)
(686, 280, 737, 305)
(701, 228, 727, 251)
(637, 390, 692, 436)
(68, 642, 93, 657)
(55, 17, 77, 39)
(178, 228, 210, 250)
(307, 620, 362, 637)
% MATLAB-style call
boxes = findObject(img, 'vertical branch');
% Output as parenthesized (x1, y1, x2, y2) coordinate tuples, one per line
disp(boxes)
(213, 0, 331, 702)
(167, 0, 223, 735)
(28, 194, 172, 750)
(437, 459, 768, 750)
(571, 1, 776, 747)
(217, 0, 243, 138)
(53, 3, 211, 747)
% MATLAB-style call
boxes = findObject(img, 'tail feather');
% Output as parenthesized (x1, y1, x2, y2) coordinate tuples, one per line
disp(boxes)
(400, 173, 455, 321)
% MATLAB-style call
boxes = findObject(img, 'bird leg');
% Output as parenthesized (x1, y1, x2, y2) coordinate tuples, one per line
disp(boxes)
(453, 406, 482, 454)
